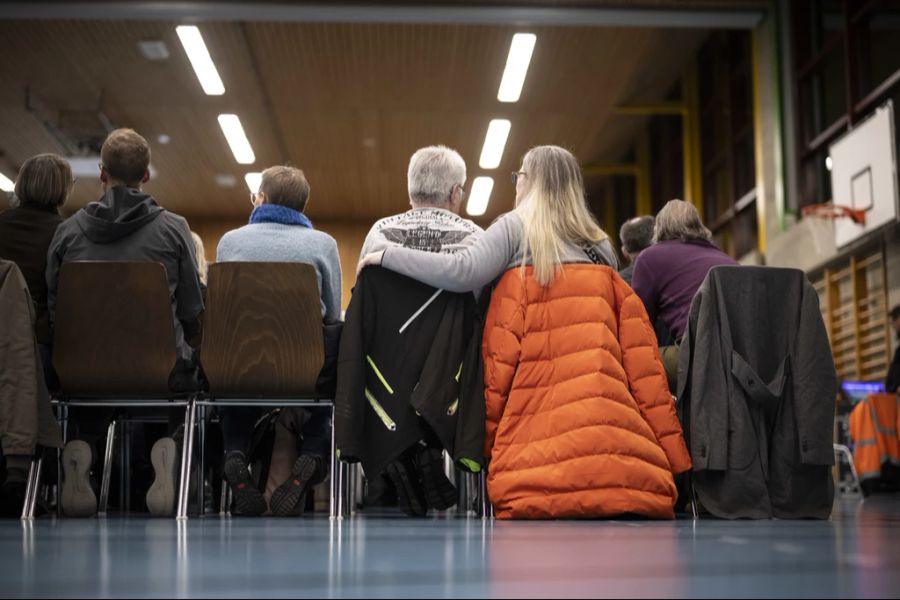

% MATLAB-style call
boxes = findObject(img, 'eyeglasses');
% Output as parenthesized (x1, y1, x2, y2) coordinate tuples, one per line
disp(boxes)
(511, 171, 527, 185)
(249, 192, 258, 206)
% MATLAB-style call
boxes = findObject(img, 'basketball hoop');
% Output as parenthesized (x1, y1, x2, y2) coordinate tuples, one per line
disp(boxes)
(801, 203, 867, 225)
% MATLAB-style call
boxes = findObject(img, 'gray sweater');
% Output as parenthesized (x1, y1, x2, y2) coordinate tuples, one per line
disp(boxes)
(216, 223, 342, 322)
(381, 212, 618, 292)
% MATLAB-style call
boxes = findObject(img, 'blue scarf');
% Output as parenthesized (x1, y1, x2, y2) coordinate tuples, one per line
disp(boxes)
(249, 203, 314, 229)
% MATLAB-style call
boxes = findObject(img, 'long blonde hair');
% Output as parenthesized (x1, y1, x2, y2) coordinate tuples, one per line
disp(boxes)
(515, 145, 608, 285)
(191, 231, 208, 286)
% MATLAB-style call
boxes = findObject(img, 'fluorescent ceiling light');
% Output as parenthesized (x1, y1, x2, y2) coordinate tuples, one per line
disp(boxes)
(218, 114, 256, 165)
(498, 33, 536, 103)
(466, 177, 494, 217)
(0, 172, 14, 192)
(176, 25, 225, 95)
(245, 172, 262, 194)
(479, 119, 511, 170)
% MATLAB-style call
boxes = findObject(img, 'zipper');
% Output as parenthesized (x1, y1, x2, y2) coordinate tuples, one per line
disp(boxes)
(365, 388, 397, 431)
(366, 355, 394, 394)
(447, 398, 459, 416)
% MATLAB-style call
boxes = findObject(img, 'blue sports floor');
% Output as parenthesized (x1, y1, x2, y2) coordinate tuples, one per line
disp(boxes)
(2, 495, 899, 598)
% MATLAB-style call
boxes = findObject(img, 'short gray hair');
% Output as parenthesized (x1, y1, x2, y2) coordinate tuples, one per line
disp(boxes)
(654, 199, 712, 243)
(407, 145, 466, 206)
(619, 215, 655, 254)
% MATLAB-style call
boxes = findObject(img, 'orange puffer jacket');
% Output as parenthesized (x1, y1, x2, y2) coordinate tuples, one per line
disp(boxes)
(483, 264, 692, 519)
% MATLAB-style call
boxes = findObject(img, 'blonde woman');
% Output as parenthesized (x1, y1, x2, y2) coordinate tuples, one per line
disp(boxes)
(358, 145, 691, 519)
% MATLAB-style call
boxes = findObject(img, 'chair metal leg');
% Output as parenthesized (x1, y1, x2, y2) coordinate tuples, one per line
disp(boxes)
(177, 400, 197, 520)
(197, 404, 206, 516)
(834, 443, 862, 495)
(98, 420, 117, 516)
(56, 404, 68, 517)
(689, 477, 699, 521)
(219, 477, 232, 516)
(329, 407, 338, 519)
(21, 454, 43, 520)
(477, 470, 493, 519)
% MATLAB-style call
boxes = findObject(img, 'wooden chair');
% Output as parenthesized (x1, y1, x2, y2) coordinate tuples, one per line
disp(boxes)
(45, 261, 197, 519)
(197, 262, 350, 518)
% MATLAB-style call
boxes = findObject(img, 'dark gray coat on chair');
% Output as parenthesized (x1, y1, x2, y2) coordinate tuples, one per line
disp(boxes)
(676, 265, 836, 519)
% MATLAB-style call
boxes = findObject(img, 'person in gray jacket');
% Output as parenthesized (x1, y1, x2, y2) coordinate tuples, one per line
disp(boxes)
(216, 165, 340, 517)
(46, 128, 203, 518)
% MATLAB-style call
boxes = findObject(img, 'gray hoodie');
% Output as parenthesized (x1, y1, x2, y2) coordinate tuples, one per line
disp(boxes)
(46, 186, 203, 363)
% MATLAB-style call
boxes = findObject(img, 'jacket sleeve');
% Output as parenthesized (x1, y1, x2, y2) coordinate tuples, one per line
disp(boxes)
(481, 277, 524, 458)
(333, 271, 372, 462)
(614, 275, 692, 474)
(794, 279, 837, 465)
(681, 276, 729, 472)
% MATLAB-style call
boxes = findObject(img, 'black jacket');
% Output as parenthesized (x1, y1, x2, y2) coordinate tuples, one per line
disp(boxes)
(677, 266, 836, 519)
(46, 186, 203, 363)
(334, 267, 486, 477)
(0, 204, 64, 345)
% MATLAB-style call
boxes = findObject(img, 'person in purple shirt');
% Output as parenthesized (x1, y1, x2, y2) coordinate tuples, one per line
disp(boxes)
(631, 199, 738, 390)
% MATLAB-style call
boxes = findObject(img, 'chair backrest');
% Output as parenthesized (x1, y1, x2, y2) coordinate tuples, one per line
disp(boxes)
(201, 262, 325, 397)
(53, 261, 177, 397)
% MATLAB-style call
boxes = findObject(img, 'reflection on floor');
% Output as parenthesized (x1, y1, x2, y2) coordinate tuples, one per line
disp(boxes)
(2, 496, 899, 598)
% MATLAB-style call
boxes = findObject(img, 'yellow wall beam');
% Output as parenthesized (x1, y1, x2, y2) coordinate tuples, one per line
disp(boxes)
(583, 164, 641, 177)
(681, 61, 704, 215)
(751, 27, 767, 255)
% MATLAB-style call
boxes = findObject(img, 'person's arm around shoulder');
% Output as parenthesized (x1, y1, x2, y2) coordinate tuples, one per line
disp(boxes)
(322, 234, 343, 323)
(357, 213, 518, 293)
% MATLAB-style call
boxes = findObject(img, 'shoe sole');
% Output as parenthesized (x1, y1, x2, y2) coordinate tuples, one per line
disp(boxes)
(146, 438, 178, 517)
(61, 441, 97, 518)
(223, 458, 267, 517)
(385, 461, 426, 517)
(270, 455, 318, 517)
(418, 449, 457, 511)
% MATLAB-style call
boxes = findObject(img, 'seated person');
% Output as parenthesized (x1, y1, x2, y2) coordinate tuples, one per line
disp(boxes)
(0, 153, 73, 388)
(216, 165, 340, 516)
(618, 215, 654, 286)
(631, 199, 738, 391)
(357, 145, 690, 519)
(46, 128, 204, 517)
(340, 145, 483, 517)
(619, 215, 673, 347)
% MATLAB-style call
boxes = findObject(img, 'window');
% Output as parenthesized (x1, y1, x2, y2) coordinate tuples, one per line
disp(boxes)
(697, 31, 758, 257)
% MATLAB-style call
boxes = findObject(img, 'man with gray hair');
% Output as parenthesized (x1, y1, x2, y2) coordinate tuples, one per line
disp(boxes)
(360, 145, 482, 257)
(342, 145, 483, 517)
(618, 215, 655, 286)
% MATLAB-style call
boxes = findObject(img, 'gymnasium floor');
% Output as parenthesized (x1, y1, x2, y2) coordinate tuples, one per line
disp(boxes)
(2, 495, 898, 598)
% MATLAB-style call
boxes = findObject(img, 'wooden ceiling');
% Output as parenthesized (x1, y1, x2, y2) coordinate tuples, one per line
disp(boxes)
(0, 18, 708, 225)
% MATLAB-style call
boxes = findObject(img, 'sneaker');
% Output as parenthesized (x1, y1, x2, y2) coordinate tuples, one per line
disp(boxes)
(270, 454, 321, 517)
(223, 451, 267, 516)
(61, 440, 98, 517)
(384, 456, 427, 517)
(415, 447, 457, 511)
(146, 437, 179, 517)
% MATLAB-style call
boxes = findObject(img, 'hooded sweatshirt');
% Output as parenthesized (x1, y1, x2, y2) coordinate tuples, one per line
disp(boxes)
(46, 186, 203, 363)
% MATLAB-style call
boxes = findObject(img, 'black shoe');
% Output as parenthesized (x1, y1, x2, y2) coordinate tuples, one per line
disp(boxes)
(270, 454, 321, 517)
(223, 451, 267, 516)
(415, 447, 457, 511)
(385, 457, 427, 517)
